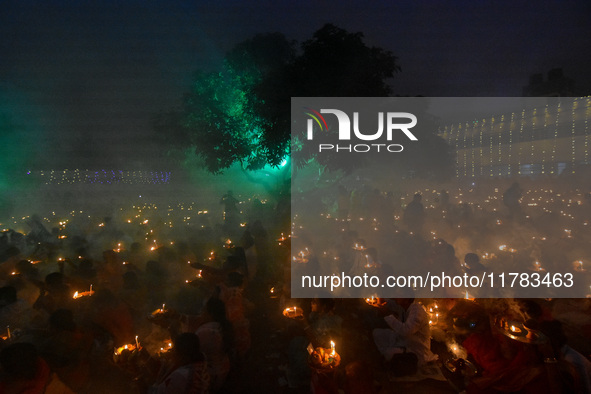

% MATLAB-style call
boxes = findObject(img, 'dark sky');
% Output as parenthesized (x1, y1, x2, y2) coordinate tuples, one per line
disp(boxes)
(1, 0, 590, 170)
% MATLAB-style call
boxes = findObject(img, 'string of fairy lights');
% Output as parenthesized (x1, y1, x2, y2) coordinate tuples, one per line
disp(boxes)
(26, 169, 172, 185)
(440, 98, 591, 178)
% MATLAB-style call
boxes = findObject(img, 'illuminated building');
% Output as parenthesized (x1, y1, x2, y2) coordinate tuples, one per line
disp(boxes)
(439, 97, 591, 178)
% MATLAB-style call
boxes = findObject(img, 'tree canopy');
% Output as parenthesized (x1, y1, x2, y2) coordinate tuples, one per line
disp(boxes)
(155, 24, 453, 179)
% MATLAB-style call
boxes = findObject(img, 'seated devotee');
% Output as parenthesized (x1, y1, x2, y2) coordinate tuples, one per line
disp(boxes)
(145, 260, 170, 307)
(33, 272, 73, 315)
(463, 253, 486, 274)
(285, 323, 311, 390)
(9, 260, 41, 306)
(403, 193, 425, 235)
(0, 246, 22, 279)
(283, 298, 342, 388)
(37, 308, 93, 392)
(178, 297, 232, 392)
(452, 301, 550, 393)
(218, 272, 251, 359)
(151, 332, 210, 394)
(117, 270, 149, 322)
(0, 285, 32, 329)
(0, 342, 73, 393)
(372, 296, 438, 366)
(89, 288, 135, 347)
(302, 297, 343, 348)
(295, 298, 343, 394)
(344, 360, 377, 394)
(539, 320, 591, 394)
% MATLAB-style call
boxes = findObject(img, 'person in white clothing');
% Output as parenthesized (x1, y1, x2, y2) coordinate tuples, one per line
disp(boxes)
(372, 298, 438, 365)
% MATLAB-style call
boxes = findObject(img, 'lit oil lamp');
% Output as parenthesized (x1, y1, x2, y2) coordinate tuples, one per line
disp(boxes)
(309, 340, 341, 371)
(464, 291, 475, 301)
(150, 304, 167, 318)
(449, 343, 461, 358)
(269, 286, 280, 299)
(365, 296, 385, 307)
(574, 260, 585, 272)
(73, 284, 94, 299)
(158, 340, 173, 356)
(113, 338, 142, 363)
(282, 306, 303, 319)
(1, 326, 10, 341)
(276, 233, 289, 246)
(510, 324, 522, 334)
(292, 248, 309, 263)
(353, 242, 365, 251)
(428, 302, 440, 325)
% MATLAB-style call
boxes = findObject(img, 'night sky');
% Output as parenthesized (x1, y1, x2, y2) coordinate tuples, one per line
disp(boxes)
(1, 0, 590, 170)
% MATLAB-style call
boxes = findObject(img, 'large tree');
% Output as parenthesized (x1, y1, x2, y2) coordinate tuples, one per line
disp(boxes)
(156, 24, 453, 180)
(155, 32, 295, 173)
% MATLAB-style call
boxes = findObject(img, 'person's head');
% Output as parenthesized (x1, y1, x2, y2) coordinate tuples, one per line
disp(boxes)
(366, 247, 378, 261)
(78, 259, 96, 278)
(15, 260, 37, 278)
(172, 332, 204, 365)
(226, 272, 244, 288)
(146, 260, 161, 275)
(464, 253, 486, 272)
(538, 320, 568, 354)
(222, 256, 241, 271)
(49, 308, 76, 332)
(45, 272, 64, 286)
(0, 286, 17, 307)
(311, 298, 335, 314)
(393, 286, 415, 310)
(3, 246, 20, 260)
(0, 342, 39, 381)
(413, 193, 422, 202)
(122, 271, 139, 289)
(519, 299, 544, 324)
(393, 298, 415, 310)
(204, 297, 227, 323)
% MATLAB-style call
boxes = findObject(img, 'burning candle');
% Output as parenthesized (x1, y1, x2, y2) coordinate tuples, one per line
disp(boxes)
(135, 335, 139, 349)
(282, 306, 303, 318)
(330, 340, 335, 356)
(464, 291, 475, 301)
(6, 326, 10, 339)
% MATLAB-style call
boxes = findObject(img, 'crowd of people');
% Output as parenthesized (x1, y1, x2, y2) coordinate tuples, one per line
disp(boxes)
(0, 181, 590, 393)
